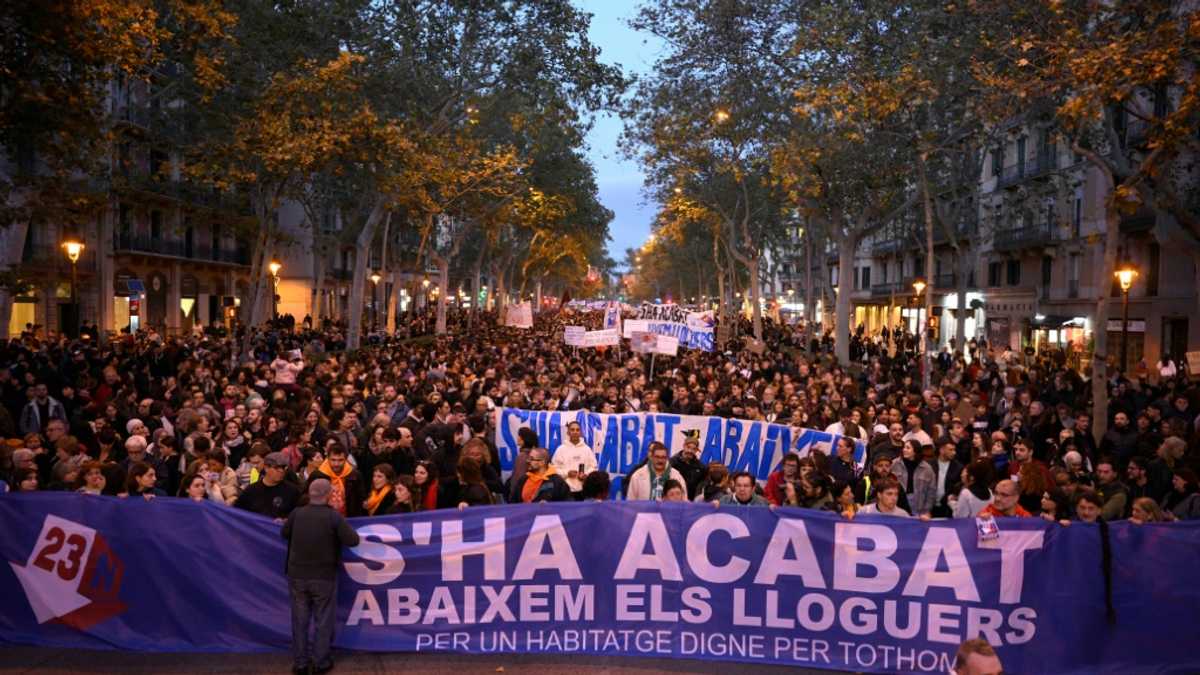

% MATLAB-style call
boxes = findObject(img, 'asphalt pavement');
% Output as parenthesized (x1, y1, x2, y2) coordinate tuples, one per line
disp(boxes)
(0, 647, 849, 675)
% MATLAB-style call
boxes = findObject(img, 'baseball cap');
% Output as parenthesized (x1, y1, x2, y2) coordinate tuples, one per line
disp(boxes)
(264, 452, 288, 468)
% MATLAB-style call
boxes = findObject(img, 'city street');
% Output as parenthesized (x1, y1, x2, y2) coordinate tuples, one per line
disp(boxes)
(0, 647, 834, 675)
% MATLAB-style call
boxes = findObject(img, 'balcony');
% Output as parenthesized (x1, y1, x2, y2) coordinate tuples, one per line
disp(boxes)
(992, 223, 1053, 252)
(871, 238, 904, 257)
(22, 241, 98, 272)
(115, 174, 253, 217)
(113, 232, 250, 266)
(997, 152, 1059, 190)
(870, 281, 910, 297)
(934, 273, 957, 288)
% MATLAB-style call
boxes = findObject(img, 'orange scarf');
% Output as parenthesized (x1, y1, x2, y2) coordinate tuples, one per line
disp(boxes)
(318, 458, 353, 514)
(365, 485, 390, 515)
(521, 466, 557, 503)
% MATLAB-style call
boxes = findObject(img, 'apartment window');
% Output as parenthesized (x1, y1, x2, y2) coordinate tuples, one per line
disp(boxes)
(1041, 256, 1052, 299)
(1073, 196, 1082, 237)
(1148, 242, 1160, 296)
(118, 203, 133, 232)
(988, 261, 1003, 287)
(150, 148, 167, 177)
(184, 225, 194, 258)
(150, 211, 162, 241)
(991, 147, 1002, 178)
(861, 267, 871, 290)
(1007, 260, 1021, 286)
(1068, 253, 1080, 298)
(968, 269, 976, 288)
(1016, 137, 1027, 173)
(1154, 85, 1170, 119)
(1113, 104, 1128, 146)
(1038, 128, 1054, 165)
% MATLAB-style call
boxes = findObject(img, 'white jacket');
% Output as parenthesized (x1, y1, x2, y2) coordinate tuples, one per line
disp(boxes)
(626, 464, 685, 501)
(551, 440, 597, 491)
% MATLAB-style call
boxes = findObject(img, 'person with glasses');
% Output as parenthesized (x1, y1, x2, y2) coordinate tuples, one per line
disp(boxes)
(509, 447, 569, 503)
(980, 479, 1031, 518)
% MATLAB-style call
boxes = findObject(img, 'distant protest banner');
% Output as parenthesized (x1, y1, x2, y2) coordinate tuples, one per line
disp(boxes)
(504, 302, 533, 328)
(624, 303, 714, 351)
(631, 331, 679, 356)
(494, 408, 867, 491)
(564, 326, 586, 346)
(582, 328, 620, 347)
(603, 301, 622, 332)
(3, 494, 1198, 675)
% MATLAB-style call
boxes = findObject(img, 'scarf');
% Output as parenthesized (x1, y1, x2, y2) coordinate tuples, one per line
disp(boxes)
(647, 465, 669, 501)
(365, 484, 390, 515)
(521, 465, 557, 503)
(318, 458, 353, 514)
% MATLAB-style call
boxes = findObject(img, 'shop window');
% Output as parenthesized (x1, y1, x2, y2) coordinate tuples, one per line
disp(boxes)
(988, 262, 1002, 287)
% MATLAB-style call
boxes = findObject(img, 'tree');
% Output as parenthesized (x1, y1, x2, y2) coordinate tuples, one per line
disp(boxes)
(624, 0, 796, 341)
(975, 0, 1200, 437)
(0, 0, 234, 337)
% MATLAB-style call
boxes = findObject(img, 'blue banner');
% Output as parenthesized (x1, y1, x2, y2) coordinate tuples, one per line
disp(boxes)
(493, 408, 868, 492)
(2, 494, 1198, 674)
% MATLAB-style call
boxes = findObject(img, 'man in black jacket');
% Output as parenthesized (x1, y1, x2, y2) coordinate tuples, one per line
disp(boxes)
(930, 437, 965, 518)
(282, 479, 360, 675)
(669, 434, 706, 499)
(307, 445, 366, 517)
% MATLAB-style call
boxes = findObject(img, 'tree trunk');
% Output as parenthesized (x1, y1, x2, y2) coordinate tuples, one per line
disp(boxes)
(1091, 201, 1121, 443)
(386, 269, 400, 335)
(920, 156, 936, 389)
(345, 200, 387, 351)
(955, 251, 970, 357)
(434, 253, 449, 334)
(834, 233, 857, 365)
(239, 192, 278, 361)
(535, 279, 543, 312)
(747, 256, 763, 341)
(804, 232, 814, 326)
(311, 242, 326, 322)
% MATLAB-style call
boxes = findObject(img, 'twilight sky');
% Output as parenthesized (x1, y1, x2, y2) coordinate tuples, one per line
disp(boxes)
(577, 0, 664, 266)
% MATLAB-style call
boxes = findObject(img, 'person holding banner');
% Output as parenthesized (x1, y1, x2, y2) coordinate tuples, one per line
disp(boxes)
(715, 471, 769, 507)
(627, 442, 685, 501)
(281, 479, 360, 675)
(550, 421, 596, 497)
(858, 476, 911, 517)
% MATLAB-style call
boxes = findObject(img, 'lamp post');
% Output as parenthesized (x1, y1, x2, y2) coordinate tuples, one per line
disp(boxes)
(370, 271, 382, 332)
(1115, 265, 1138, 373)
(268, 260, 282, 324)
(61, 238, 85, 338)
(913, 278, 929, 388)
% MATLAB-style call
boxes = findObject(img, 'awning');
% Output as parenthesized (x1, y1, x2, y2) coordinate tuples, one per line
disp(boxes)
(1032, 315, 1086, 329)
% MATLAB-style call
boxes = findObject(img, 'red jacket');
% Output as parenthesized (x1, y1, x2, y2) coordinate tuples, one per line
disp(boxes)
(764, 471, 791, 506)
(980, 503, 1031, 518)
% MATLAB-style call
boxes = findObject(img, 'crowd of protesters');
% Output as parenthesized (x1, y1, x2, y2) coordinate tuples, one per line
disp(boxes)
(1, 304, 1198, 533)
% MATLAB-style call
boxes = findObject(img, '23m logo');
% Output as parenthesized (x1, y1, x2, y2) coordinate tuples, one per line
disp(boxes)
(9, 515, 126, 629)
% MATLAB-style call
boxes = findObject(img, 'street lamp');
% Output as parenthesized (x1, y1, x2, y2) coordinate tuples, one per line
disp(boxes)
(370, 271, 382, 331)
(268, 260, 282, 323)
(713, 109, 730, 124)
(61, 238, 84, 338)
(912, 278, 927, 296)
(1115, 264, 1138, 373)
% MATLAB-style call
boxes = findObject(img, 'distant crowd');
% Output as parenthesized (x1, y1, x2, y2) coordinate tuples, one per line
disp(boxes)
(1, 307, 1197, 534)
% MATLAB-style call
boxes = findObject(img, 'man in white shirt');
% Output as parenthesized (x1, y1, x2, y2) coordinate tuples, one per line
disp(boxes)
(551, 420, 596, 495)
(901, 412, 933, 451)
